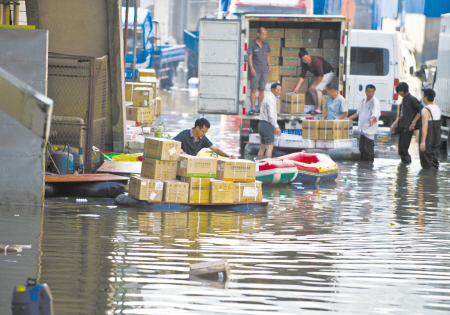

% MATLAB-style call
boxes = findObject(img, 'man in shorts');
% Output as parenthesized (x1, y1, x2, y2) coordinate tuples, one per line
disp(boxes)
(257, 83, 282, 159)
(293, 49, 335, 114)
(248, 27, 272, 115)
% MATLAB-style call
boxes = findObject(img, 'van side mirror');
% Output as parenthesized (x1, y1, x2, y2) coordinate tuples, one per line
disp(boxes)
(414, 66, 428, 82)
(149, 36, 155, 44)
(410, 66, 414, 75)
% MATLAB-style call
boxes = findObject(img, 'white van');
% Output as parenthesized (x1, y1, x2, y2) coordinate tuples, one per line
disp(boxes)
(348, 30, 422, 126)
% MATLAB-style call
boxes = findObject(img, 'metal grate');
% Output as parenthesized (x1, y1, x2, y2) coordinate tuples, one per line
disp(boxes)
(48, 53, 108, 173)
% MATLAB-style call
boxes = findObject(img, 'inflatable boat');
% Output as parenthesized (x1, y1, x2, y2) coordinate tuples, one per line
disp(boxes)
(255, 159, 298, 185)
(280, 152, 338, 185)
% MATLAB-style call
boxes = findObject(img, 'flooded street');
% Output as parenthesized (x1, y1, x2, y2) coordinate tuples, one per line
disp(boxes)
(1, 89, 450, 314)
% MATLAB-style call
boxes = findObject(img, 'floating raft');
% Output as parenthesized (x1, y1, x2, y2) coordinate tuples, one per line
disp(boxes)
(114, 193, 271, 212)
(45, 174, 129, 198)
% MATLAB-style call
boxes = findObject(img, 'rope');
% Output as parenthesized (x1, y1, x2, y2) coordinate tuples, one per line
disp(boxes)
(92, 146, 113, 161)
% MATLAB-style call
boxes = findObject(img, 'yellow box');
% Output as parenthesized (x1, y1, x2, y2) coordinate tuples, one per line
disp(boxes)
(279, 66, 297, 76)
(306, 48, 323, 57)
(137, 69, 156, 80)
(284, 39, 302, 48)
(303, 29, 320, 39)
(132, 87, 153, 107)
(266, 38, 282, 48)
(267, 66, 280, 82)
(270, 47, 281, 57)
(285, 29, 302, 36)
(177, 155, 217, 178)
(281, 93, 305, 113)
(282, 57, 301, 67)
(302, 120, 320, 140)
(302, 38, 319, 48)
(125, 82, 157, 101)
(143, 138, 181, 161)
(153, 97, 161, 116)
(276, 99, 281, 114)
(141, 157, 178, 180)
(337, 120, 351, 139)
(126, 106, 153, 124)
(210, 179, 234, 204)
(180, 177, 211, 204)
(282, 48, 300, 58)
(266, 28, 284, 39)
(128, 175, 164, 201)
(216, 159, 256, 183)
(163, 180, 189, 203)
(233, 181, 263, 203)
(319, 120, 340, 140)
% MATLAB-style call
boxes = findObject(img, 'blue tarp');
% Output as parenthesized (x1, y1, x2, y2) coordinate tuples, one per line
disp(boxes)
(372, 0, 399, 30)
(314, 0, 341, 15)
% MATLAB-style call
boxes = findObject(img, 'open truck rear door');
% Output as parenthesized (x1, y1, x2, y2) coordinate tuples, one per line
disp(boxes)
(197, 19, 241, 115)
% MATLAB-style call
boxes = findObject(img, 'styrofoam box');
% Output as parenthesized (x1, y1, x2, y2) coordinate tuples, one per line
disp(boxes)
(303, 105, 315, 113)
(278, 134, 316, 148)
(285, 121, 302, 129)
(249, 133, 260, 144)
(315, 138, 357, 149)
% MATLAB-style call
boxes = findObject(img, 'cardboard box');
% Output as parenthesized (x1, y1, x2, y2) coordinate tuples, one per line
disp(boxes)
(128, 175, 164, 201)
(306, 48, 323, 57)
(143, 138, 181, 161)
(325, 59, 339, 68)
(233, 181, 262, 202)
(153, 97, 161, 116)
(177, 155, 217, 178)
(285, 28, 302, 36)
(276, 99, 281, 114)
(302, 120, 320, 140)
(282, 57, 301, 67)
(303, 29, 320, 39)
(297, 67, 315, 77)
(315, 138, 357, 149)
(125, 82, 157, 102)
(216, 159, 256, 182)
(210, 179, 234, 204)
(163, 180, 189, 203)
(284, 38, 302, 48)
(139, 76, 157, 84)
(319, 120, 341, 140)
(270, 47, 281, 57)
(266, 28, 284, 38)
(281, 76, 305, 92)
(323, 49, 339, 60)
(249, 29, 258, 38)
(322, 39, 340, 49)
(126, 106, 154, 124)
(282, 48, 300, 58)
(180, 177, 211, 203)
(132, 87, 153, 107)
(278, 134, 316, 148)
(270, 57, 281, 65)
(279, 66, 297, 76)
(266, 38, 282, 48)
(302, 38, 319, 48)
(267, 66, 279, 82)
(281, 94, 305, 114)
(337, 120, 351, 139)
(321, 29, 340, 40)
(141, 157, 178, 180)
(137, 69, 156, 80)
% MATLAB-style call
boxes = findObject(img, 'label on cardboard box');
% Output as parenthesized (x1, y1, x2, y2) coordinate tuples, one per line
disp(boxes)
(233, 181, 262, 202)
(243, 187, 257, 197)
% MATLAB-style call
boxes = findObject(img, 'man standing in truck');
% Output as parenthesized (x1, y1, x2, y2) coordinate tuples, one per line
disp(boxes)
(293, 49, 335, 115)
(248, 27, 272, 115)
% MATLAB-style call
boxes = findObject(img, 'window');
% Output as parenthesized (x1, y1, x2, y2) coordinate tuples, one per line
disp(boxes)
(350, 47, 389, 76)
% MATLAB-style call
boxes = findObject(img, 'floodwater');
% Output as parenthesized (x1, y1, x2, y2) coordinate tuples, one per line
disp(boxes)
(1, 89, 450, 314)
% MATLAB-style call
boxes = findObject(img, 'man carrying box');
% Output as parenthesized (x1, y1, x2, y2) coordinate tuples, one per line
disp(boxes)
(345, 84, 380, 162)
(174, 117, 237, 159)
(248, 27, 272, 115)
(258, 83, 282, 159)
(322, 83, 348, 121)
(293, 49, 335, 114)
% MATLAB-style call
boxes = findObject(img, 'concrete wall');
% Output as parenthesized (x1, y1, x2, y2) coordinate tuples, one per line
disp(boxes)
(25, 0, 126, 153)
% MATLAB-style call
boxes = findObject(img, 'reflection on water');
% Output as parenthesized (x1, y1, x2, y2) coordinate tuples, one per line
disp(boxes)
(1, 90, 450, 314)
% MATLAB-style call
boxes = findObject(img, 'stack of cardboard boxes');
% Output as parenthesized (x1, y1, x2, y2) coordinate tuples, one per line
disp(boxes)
(125, 69, 161, 124)
(302, 120, 356, 148)
(129, 138, 263, 204)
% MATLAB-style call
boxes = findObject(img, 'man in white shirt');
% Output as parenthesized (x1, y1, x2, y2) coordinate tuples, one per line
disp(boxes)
(257, 83, 282, 159)
(346, 84, 380, 162)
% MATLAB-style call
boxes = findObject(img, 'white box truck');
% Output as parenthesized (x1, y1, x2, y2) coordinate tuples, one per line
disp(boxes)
(196, 14, 350, 152)
(433, 13, 450, 154)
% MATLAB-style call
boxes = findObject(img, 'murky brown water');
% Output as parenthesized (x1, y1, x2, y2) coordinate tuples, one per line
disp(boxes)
(2, 90, 450, 314)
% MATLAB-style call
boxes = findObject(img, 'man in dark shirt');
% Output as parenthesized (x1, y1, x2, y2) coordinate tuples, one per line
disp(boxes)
(173, 118, 237, 158)
(293, 49, 335, 114)
(390, 82, 423, 164)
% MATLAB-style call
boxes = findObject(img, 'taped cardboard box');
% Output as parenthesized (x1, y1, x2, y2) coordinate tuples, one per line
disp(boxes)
(137, 69, 156, 79)
(279, 66, 297, 76)
(153, 97, 161, 116)
(143, 138, 181, 161)
(266, 38, 281, 48)
(303, 29, 320, 39)
(267, 66, 280, 82)
(281, 76, 308, 93)
(322, 39, 340, 49)
(233, 181, 263, 203)
(128, 175, 164, 201)
(319, 120, 346, 140)
(281, 92, 305, 114)
(177, 155, 217, 178)
(266, 28, 284, 38)
(276, 99, 281, 114)
(270, 47, 281, 57)
(302, 38, 319, 48)
(126, 106, 154, 124)
(282, 57, 301, 67)
(282, 48, 300, 58)
(163, 180, 189, 203)
(125, 82, 157, 102)
(302, 120, 320, 140)
(141, 157, 178, 180)
(285, 29, 302, 36)
(210, 179, 234, 204)
(132, 87, 153, 107)
(216, 159, 256, 183)
(180, 177, 211, 203)
(306, 48, 323, 57)
(284, 38, 302, 48)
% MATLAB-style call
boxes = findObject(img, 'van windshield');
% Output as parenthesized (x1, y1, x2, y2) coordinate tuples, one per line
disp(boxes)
(350, 47, 389, 76)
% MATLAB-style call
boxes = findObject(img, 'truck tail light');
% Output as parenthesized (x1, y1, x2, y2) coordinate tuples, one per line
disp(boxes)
(243, 86, 246, 94)
(244, 43, 247, 51)
(341, 35, 344, 45)
(244, 63, 247, 71)
(242, 119, 251, 133)
(340, 90, 343, 95)
(393, 78, 399, 100)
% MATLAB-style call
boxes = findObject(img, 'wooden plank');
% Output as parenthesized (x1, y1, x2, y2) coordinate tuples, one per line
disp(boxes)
(96, 161, 142, 174)
(45, 174, 129, 183)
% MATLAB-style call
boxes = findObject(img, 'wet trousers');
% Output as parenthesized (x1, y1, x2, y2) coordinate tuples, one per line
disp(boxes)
(398, 128, 414, 164)
(419, 120, 441, 169)
(359, 134, 375, 162)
